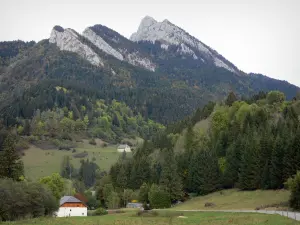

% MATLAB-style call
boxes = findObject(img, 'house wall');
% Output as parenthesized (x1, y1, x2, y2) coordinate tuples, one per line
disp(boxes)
(117, 147, 131, 152)
(56, 207, 87, 217)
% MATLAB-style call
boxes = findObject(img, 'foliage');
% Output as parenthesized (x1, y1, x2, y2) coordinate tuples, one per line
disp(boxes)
(0, 134, 24, 180)
(285, 171, 300, 210)
(139, 182, 149, 203)
(108, 91, 300, 201)
(60, 156, 74, 179)
(267, 91, 286, 104)
(39, 173, 65, 200)
(159, 149, 183, 200)
(106, 191, 120, 209)
(0, 179, 58, 221)
(148, 184, 171, 209)
(93, 207, 108, 216)
(78, 159, 99, 187)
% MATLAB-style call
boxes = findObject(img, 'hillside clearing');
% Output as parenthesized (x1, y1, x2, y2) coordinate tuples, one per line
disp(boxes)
(4, 211, 299, 225)
(174, 189, 290, 210)
(23, 140, 132, 180)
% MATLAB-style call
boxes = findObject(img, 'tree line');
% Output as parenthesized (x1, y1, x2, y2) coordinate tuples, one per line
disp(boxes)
(107, 91, 300, 208)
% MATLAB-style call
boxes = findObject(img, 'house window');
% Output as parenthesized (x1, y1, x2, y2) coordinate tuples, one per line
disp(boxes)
(82, 213, 84, 215)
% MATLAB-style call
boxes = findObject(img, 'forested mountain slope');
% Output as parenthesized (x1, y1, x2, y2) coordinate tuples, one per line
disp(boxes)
(0, 16, 299, 126)
(108, 91, 300, 200)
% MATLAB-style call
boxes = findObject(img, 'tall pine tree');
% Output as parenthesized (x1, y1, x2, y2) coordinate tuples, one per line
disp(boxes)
(159, 149, 183, 200)
(0, 134, 24, 180)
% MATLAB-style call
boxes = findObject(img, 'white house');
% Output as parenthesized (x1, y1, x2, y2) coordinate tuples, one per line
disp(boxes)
(117, 144, 131, 152)
(55, 196, 87, 217)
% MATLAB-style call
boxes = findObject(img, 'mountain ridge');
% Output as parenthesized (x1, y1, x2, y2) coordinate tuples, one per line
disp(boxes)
(0, 16, 299, 125)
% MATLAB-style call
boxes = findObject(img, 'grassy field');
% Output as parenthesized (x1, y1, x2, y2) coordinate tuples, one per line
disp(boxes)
(23, 140, 132, 180)
(174, 189, 290, 210)
(4, 211, 299, 225)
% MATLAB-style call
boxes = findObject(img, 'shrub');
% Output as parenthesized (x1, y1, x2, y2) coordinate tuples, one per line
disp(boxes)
(15, 139, 30, 151)
(0, 179, 58, 221)
(285, 171, 300, 210)
(94, 207, 108, 216)
(61, 132, 73, 141)
(204, 202, 216, 207)
(89, 138, 97, 145)
(148, 184, 171, 209)
(27, 135, 39, 143)
(102, 143, 108, 147)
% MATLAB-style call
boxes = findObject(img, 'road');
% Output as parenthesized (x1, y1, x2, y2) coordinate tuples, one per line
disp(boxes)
(176, 209, 300, 221)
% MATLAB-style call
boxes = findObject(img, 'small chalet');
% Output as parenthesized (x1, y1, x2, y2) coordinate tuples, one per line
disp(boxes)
(56, 196, 87, 217)
(117, 144, 131, 152)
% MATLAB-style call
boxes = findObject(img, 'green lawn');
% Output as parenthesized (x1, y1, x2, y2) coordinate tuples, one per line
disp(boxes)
(4, 211, 299, 225)
(23, 140, 130, 180)
(174, 189, 290, 210)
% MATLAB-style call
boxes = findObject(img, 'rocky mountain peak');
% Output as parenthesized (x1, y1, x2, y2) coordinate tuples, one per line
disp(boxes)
(130, 16, 238, 73)
(49, 26, 103, 66)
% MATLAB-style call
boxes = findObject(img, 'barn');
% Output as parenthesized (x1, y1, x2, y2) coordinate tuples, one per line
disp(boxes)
(56, 196, 87, 217)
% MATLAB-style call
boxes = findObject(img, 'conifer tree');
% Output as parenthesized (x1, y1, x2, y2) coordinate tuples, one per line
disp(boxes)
(129, 156, 151, 189)
(116, 164, 127, 189)
(270, 136, 285, 189)
(60, 156, 74, 179)
(159, 149, 183, 200)
(188, 149, 220, 195)
(0, 134, 24, 180)
(184, 125, 197, 152)
(225, 91, 238, 106)
(223, 140, 241, 188)
(238, 134, 261, 190)
(283, 127, 300, 180)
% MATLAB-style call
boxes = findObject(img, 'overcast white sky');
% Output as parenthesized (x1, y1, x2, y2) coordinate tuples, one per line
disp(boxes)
(1, 0, 299, 86)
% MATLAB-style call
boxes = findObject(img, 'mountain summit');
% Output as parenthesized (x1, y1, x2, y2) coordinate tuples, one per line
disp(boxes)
(130, 16, 238, 74)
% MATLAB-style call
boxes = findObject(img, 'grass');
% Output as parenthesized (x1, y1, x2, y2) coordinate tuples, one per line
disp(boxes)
(174, 189, 290, 210)
(3, 211, 300, 225)
(23, 140, 131, 180)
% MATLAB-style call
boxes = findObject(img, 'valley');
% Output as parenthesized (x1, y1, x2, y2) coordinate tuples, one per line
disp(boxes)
(1, 12, 300, 225)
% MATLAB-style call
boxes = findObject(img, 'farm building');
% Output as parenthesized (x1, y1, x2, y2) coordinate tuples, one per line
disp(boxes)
(117, 144, 131, 152)
(56, 196, 87, 217)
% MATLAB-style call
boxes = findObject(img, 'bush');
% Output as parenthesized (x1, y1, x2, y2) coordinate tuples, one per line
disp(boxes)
(15, 139, 30, 151)
(94, 207, 108, 216)
(61, 132, 73, 141)
(102, 143, 108, 147)
(285, 171, 300, 210)
(0, 179, 58, 221)
(204, 202, 216, 207)
(89, 139, 97, 145)
(148, 184, 171, 209)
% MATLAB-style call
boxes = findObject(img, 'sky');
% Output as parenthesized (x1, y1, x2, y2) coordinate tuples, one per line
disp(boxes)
(1, 0, 300, 87)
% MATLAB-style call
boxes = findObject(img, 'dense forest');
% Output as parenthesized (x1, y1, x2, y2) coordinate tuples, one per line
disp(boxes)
(104, 91, 300, 207)
(0, 85, 163, 150)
